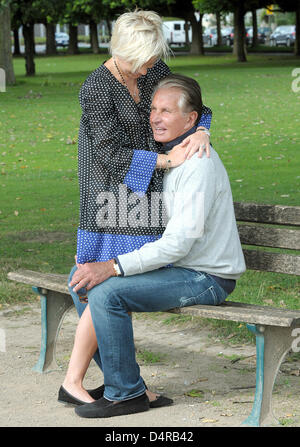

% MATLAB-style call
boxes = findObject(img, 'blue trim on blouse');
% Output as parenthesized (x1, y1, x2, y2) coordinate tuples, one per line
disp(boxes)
(124, 150, 158, 195)
(198, 112, 211, 130)
(76, 228, 161, 264)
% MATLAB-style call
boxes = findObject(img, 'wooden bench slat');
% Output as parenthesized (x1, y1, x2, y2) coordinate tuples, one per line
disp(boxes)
(238, 225, 300, 250)
(8, 269, 300, 328)
(243, 249, 300, 275)
(7, 270, 69, 295)
(169, 301, 300, 327)
(234, 202, 300, 226)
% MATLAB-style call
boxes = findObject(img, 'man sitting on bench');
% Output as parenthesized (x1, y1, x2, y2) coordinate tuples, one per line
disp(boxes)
(62, 74, 246, 419)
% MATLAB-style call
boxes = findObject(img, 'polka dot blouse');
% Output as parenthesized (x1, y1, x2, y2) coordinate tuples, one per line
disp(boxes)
(76, 59, 212, 263)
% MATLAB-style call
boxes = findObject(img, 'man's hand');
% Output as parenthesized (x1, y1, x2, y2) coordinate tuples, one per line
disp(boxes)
(69, 260, 115, 293)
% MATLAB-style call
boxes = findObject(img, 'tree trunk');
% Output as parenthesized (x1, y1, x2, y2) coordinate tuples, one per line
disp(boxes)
(13, 28, 21, 56)
(89, 21, 99, 54)
(295, 2, 300, 56)
(67, 24, 79, 54)
(184, 20, 190, 46)
(251, 8, 258, 48)
(45, 22, 57, 55)
(189, 13, 204, 55)
(216, 12, 222, 46)
(0, 4, 16, 85)
(233, 2, 247, 62)
(198, 13, 205, 55)
(106, 19, 112, 38)
(23, 22, 35, 76)
(189, 15, 199, 54)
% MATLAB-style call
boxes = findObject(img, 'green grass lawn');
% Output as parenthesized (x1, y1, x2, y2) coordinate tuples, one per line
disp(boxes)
(0, 52, 299, 339)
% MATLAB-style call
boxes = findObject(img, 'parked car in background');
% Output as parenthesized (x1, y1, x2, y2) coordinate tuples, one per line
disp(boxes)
(221, 27, 234, 46)
(202, 30, 210, 46)
(245, 27, 266, 45)
(245, 27, 251, 45)
(270, 25, 296, 47)
(259, 27, 272, 40)
(203, 27, 217, 46)
(55, 32, 69, 47)
(257, 27, 268, 44)
(222, 26, 266, 46)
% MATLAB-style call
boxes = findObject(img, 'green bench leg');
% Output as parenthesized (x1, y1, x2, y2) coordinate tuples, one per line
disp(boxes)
(242, 324, 295, 427)
(32, 287, 74, 373)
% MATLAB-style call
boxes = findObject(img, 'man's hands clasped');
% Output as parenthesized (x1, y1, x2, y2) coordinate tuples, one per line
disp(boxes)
(69, 257, 115, 294)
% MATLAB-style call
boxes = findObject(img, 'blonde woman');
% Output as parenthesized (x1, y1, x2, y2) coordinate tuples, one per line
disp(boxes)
(60, 10, 213, 409)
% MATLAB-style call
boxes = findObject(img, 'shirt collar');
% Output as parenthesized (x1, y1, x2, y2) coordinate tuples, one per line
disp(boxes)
(162, 125, 197, 152)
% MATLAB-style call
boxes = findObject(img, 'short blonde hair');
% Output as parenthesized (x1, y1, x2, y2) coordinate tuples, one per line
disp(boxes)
(110, 10, 171, 72)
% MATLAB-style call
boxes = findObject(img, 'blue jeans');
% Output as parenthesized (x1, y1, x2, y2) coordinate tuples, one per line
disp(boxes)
(68, 265, 228, 401)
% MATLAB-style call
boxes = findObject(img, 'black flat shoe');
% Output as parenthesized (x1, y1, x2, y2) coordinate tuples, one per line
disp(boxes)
(142, 380, 173, 408)
(87, 384, 105, 400)
(75, 393, 149, 418)
(87, 383, 173, 408)
(149, 395, 173, 408)
(58, 386, 89, 406)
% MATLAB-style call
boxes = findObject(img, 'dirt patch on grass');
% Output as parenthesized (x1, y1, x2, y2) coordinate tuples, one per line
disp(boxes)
(9, 231, 72, 243)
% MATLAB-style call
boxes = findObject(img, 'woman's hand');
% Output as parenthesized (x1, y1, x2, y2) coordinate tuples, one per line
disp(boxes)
(166, 143, 188, 168)
(181, 129, 210, 160)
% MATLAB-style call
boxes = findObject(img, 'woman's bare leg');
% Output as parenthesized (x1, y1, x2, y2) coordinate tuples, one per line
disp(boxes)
(62, 303, 160, 403)
(62, 304, 97, 403)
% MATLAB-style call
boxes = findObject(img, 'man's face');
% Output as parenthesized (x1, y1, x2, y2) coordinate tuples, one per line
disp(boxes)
(150, 88, 195, 143)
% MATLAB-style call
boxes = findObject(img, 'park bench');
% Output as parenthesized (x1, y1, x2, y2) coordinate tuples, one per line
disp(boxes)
(7, 201, 300, 427)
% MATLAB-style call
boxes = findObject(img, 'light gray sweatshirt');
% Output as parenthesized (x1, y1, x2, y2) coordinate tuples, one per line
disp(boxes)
(118, 146, 246, 279)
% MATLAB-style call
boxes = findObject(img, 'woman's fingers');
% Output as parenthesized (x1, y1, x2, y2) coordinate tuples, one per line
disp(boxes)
(186, 145, 199, 160)
(199, 142, 211, 158)
(181, 133, 210, 159)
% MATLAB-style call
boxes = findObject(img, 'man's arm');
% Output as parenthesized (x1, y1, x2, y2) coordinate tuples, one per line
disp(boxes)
(117, 159, 216, 276)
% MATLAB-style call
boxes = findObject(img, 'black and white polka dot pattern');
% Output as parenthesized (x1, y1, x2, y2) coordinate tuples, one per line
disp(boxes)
(76, 59, 212, 263)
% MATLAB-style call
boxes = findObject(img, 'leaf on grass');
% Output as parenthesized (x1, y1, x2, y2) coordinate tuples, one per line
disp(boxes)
(66, 136, 77, 145)
(185, 389, 204, 398)
(267, 285, 283, 291)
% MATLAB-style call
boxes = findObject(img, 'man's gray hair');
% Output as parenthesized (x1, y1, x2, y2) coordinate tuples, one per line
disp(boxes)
(153, 74, 203, 119)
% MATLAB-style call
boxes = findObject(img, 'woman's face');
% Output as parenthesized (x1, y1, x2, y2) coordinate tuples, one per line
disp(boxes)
(117, 57, 157, 79)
